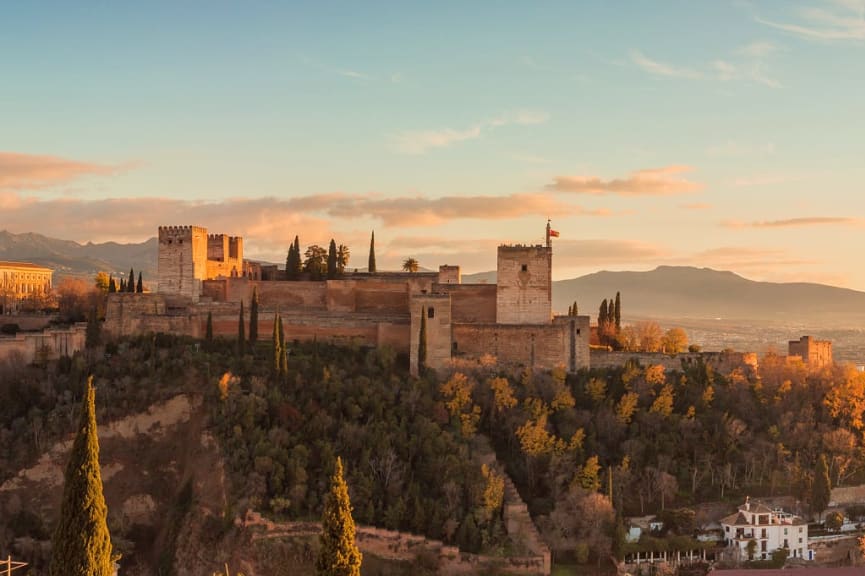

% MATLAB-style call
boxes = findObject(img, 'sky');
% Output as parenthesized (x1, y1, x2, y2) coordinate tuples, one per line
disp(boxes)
(2, 1, 865, 288)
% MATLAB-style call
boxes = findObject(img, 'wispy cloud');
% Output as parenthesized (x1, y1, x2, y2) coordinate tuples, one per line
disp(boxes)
(336, 68, 370, 79)
(680, 202, 712, 211)
(630, 50, 701, 78)
(722, 216, 862, 228)
(633, 42, 781, 88)
(0, 151, 121, 191)
(546, 165, 702, 196)
(392, 111, 549, 155)
(756, 0, 865, 42)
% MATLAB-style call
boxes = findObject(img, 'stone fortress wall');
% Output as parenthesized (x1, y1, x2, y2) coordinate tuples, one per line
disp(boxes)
(107, 224, 592, 374)
(788, 335, 833, 369)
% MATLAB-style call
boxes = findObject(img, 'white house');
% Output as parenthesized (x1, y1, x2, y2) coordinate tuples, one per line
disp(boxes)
(720, 497, 811, 561)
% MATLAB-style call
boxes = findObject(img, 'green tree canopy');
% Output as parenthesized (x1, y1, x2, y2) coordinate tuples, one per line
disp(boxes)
(50, 376, 114, 576)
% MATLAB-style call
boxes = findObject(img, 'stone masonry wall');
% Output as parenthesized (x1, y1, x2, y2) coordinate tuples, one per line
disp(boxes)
(434, 283, 497, 323)
(410, 293, 452, 376)
(452, 323, 566, 371)
(0, 323, 87, 364)
(496, 246, 551, 325)
(158, 225, 208, 302)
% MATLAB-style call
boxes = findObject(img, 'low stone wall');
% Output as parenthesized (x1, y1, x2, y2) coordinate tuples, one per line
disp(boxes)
(239, 511, 548, 575)
(590, 350, 758, 375)
(0, 323, 87, 364)
(830, 484, 865, 507)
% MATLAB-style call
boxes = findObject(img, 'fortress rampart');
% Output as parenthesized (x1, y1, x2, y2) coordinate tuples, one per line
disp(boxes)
(108, 225, 591, 373)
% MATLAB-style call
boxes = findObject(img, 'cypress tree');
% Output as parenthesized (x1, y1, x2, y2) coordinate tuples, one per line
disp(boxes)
(285, 244, 294, 280)
(279, 315, 288, 375)
(327, 239, 338, 279)
(249, 287, 259, 344)
(127, 268, 135, 292)
(205, 311, 213, 343)
(572, 300, 578, 316)
(292, 236, 302, 279)
(273, 311, 282, 373)
(237, 300, 245, 356)
(136, 272, 143, 293)
(108, 276, 116, 293)
(599, 299, 608, 327)
(85, 306, 101, 350)
(813, 454, 832, 522)
(567, 304, 572, 316)
(614, 291, 621, 332)
(316, 457, 362, 576)
(418, 306, 427, 375)
(50, 377, 114, 576)
(368, 231, 376, 274)
(119, 278, 126, 292)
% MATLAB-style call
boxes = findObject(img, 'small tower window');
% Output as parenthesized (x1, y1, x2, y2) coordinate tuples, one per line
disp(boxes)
(428, 307, 435, 319)
(521, 264, 528, 272)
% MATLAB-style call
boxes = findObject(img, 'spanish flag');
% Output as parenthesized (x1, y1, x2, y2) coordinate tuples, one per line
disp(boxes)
(549, 229, 560, 238)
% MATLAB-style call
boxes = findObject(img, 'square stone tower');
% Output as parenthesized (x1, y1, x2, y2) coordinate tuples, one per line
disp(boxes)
(410, 293, 452, 376)
(496, 244, 552, 324)
(157, 226, 208, 302)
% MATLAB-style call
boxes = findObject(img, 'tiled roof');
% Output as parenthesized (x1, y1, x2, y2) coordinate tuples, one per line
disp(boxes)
(0, 261, 53, 271)
(720, 511, 749, 526)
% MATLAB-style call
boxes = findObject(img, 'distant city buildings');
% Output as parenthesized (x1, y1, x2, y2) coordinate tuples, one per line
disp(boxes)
(0, 261, 53, 314)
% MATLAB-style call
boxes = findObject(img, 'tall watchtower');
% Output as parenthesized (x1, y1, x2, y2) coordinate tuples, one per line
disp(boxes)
(495, 224, 554, 324)
(157, 226, 208, 302)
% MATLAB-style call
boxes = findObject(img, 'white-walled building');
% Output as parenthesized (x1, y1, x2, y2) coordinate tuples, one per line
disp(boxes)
(721, 498, 811, 561)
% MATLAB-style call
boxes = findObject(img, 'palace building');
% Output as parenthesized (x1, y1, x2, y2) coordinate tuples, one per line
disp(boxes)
(0, 261, 53, 315)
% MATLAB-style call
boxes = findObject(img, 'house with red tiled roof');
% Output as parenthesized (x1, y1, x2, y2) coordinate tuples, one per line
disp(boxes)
(720, 497, 811, 562)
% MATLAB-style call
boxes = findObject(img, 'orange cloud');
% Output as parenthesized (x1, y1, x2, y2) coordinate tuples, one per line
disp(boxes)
(723, 217, 862, 229)
(547, 165, 702, 196)
(0, 151, 118, 190)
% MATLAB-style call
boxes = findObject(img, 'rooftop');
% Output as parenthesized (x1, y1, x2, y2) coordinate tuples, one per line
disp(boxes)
(0, 261, 53, 272)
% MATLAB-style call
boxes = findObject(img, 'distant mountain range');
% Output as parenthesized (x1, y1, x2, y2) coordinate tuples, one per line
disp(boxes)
(463, 266, 865, 327)
(0, 230, 157, 281)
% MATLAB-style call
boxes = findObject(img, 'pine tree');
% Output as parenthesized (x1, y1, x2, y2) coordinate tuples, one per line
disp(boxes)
(108, 276, 116, 293)
(137, 272, 143, 293)
(316, 457, 362, 576)
(237, 300, 245, 356)
(368, 231, 376, 274)
(417, 306, 427, 375)
(813, 454, 832, 521)
(205, 311, 213, 343)
(327, 239, 338, 279)
(50, 377, 114, 576)
(249, 287, 259, 344)
(127, 268, 135, 292)
(614, 291, 621, 332)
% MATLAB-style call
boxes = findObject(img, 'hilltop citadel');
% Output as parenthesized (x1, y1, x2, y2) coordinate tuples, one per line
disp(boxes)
(105, 223, 591, 374)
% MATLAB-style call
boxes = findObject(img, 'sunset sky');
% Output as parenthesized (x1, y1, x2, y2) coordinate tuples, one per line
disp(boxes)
(2, 1, 864, 288)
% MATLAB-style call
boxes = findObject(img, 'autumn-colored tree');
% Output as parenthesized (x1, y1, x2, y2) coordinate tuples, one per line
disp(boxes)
(50, 377, 114, 576)
(661, 327, 688, 354)
(94, 272, 110, 293)
(316, 457, 362, 576)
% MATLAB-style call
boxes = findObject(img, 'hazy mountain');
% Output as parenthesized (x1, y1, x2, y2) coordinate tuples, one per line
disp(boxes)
(0, 230, 157, 280)
(464, 266, 865, 327)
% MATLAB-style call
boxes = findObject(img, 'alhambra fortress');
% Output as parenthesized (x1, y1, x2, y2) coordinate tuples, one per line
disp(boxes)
(103, 223, 591, 375)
